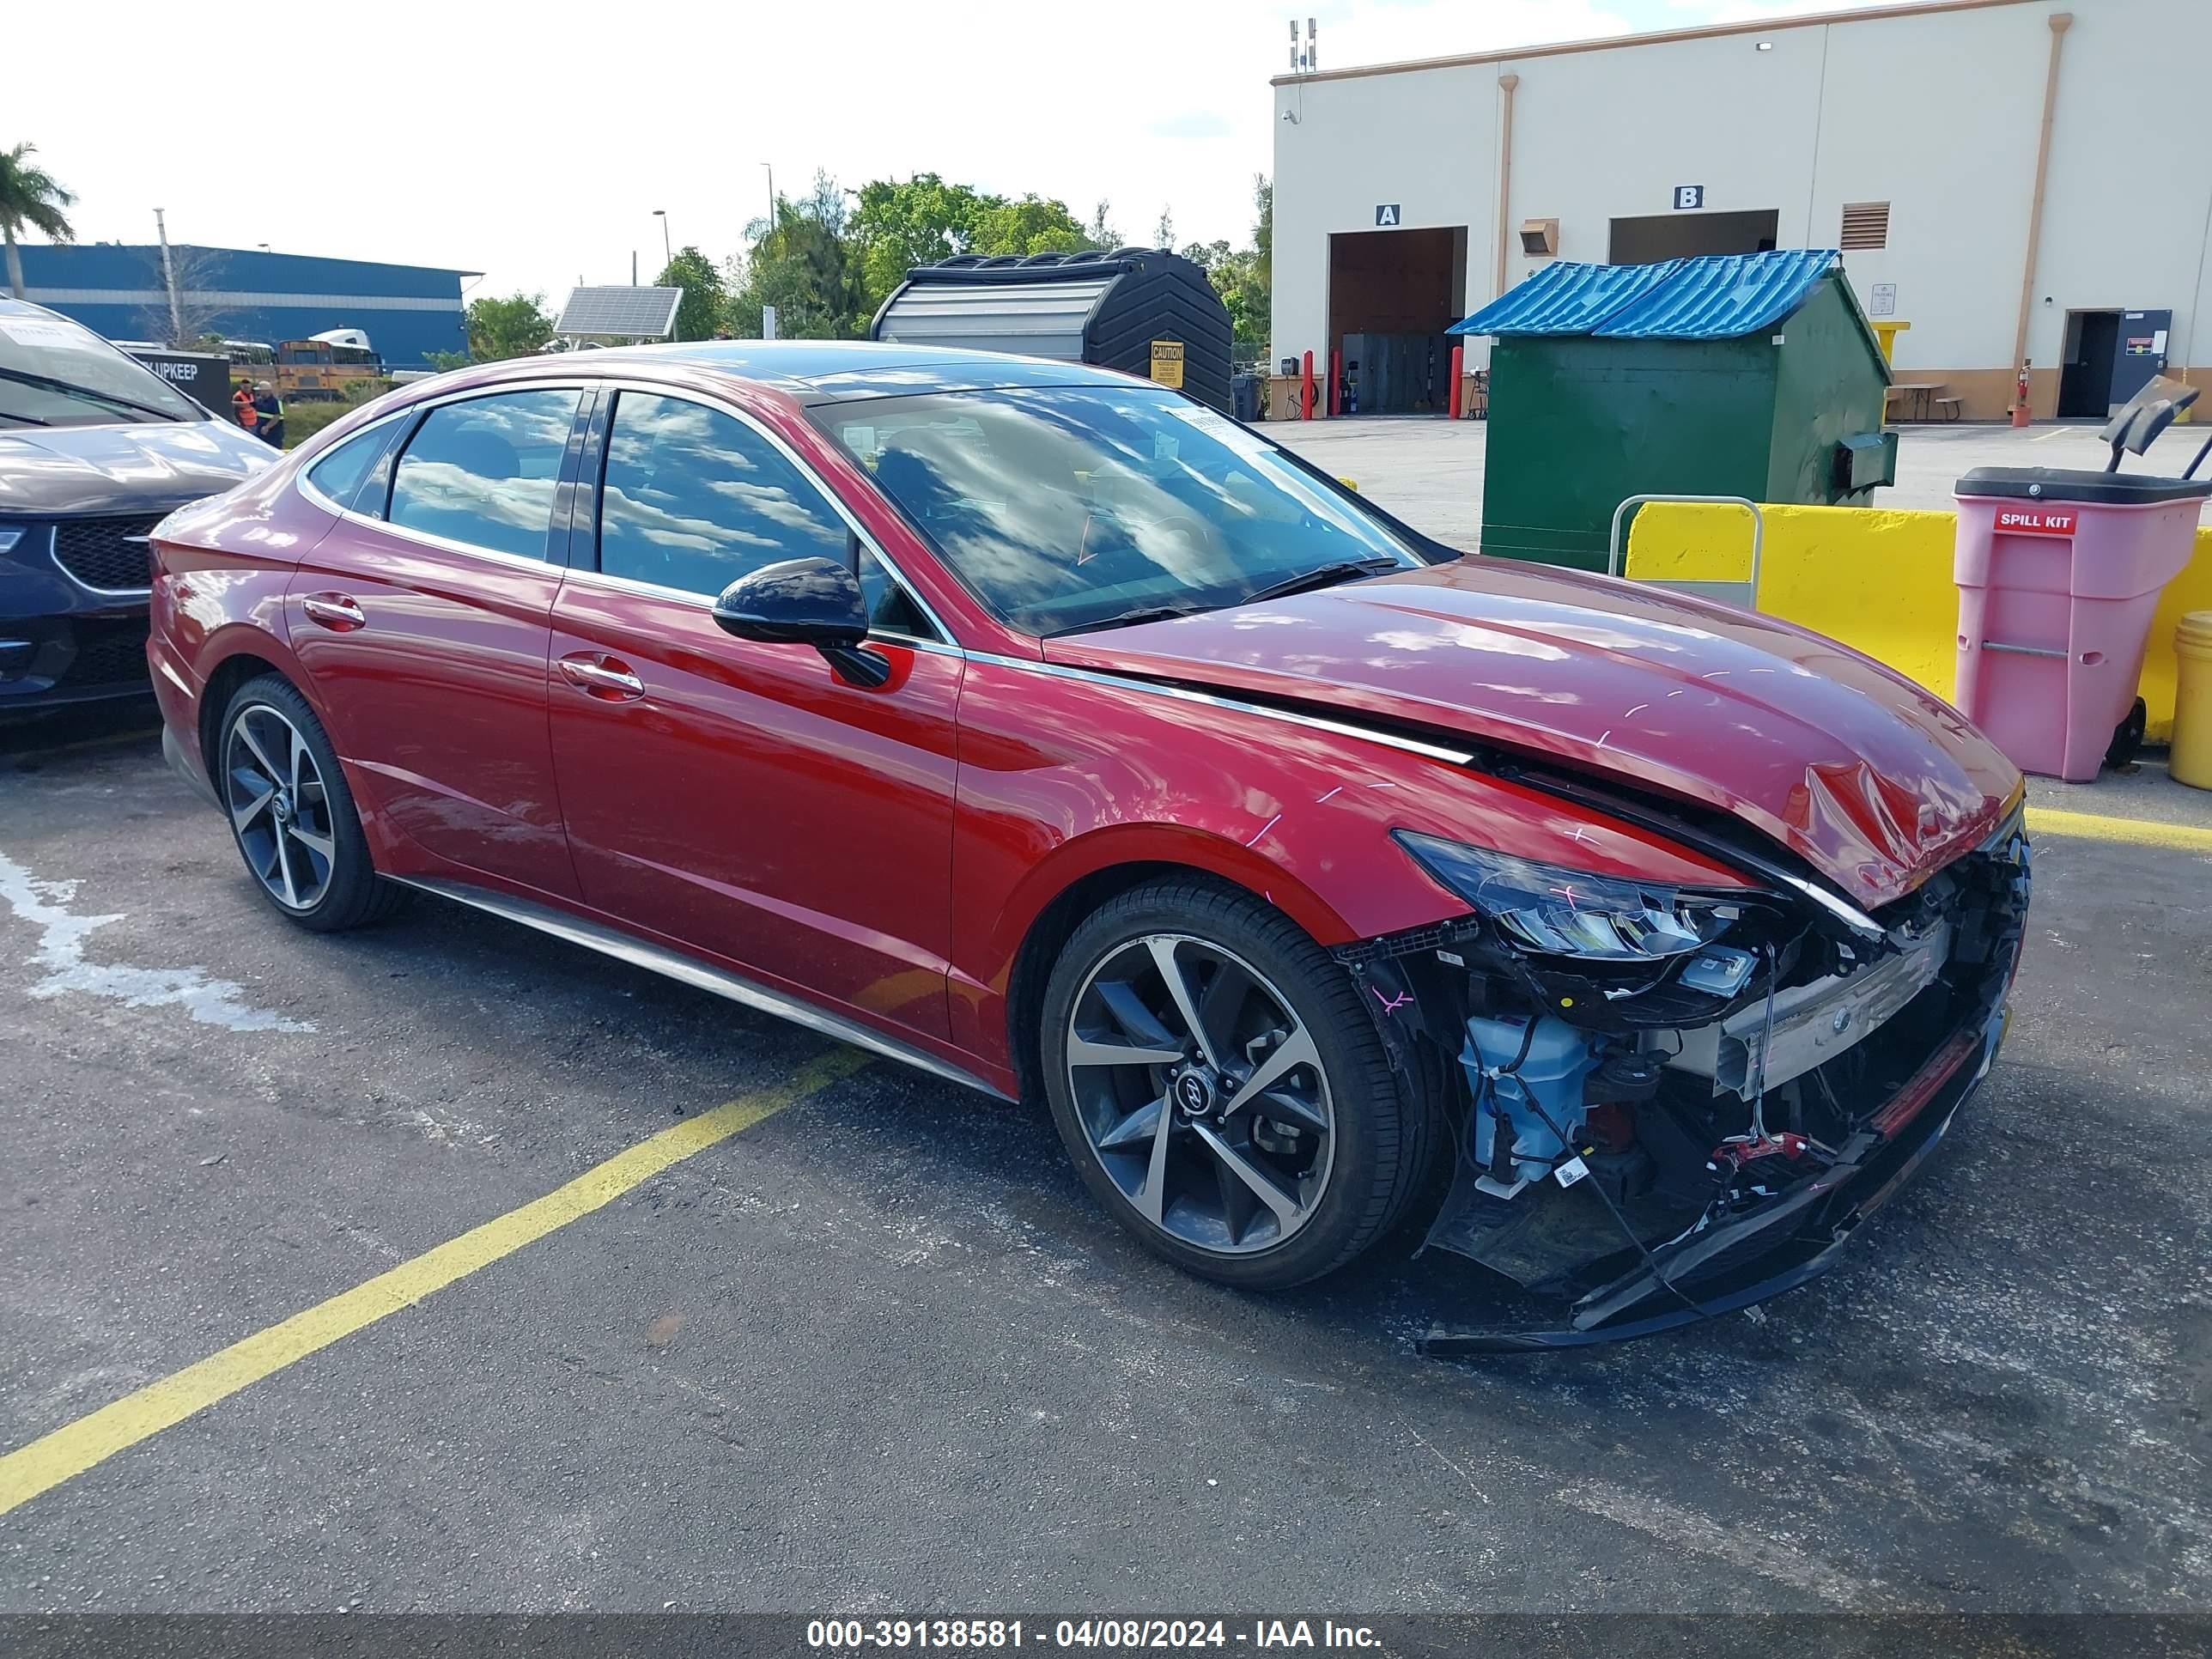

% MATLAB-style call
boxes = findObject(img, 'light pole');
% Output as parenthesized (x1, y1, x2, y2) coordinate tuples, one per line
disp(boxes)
(652, 210, 670, 266)
(760, 162, 775, 236)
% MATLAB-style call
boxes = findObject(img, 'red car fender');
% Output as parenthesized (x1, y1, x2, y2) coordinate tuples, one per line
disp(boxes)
(945, 655, 1752, 1077)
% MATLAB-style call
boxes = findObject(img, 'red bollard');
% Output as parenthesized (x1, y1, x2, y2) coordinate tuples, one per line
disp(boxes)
(1448, 344, 1464, 420)
(1328, 349, 1341, 418)
(1301, 350, 1315, 421)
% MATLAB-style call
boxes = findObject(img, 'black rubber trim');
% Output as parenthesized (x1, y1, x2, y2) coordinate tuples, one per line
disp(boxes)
(1954, 466, 2212, 505)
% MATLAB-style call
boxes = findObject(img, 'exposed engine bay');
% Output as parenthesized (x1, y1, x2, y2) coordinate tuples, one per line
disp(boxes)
(1338, 780, 2033, 1350)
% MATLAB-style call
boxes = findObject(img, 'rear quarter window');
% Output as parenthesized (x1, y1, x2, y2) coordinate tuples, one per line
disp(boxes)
(303, 420, 400, 514)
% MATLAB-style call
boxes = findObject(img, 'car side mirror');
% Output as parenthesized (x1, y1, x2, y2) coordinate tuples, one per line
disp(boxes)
(711, 556, 891, 688)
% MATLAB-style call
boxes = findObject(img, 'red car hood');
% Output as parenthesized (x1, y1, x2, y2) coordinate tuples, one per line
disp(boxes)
(1045, 558, 2019, 908)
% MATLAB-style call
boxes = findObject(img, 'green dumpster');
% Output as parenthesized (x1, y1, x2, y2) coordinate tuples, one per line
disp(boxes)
(1453, 249, 1895, 573)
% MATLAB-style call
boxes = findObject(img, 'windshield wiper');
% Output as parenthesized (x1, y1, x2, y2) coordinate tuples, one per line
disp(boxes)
(1239, 557, 1401, 605)
(0, 365, 185, 423)
(1045, 604, 1206, 638)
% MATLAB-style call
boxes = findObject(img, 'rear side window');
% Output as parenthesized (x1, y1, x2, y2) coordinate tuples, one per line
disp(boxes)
(596, 391, 847, 595)
(387, 388, 581, 560)
(303, 419, 398, 514)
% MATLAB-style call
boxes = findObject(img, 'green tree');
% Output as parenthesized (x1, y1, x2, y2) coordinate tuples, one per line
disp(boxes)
(1085, 200, 1120, 250)
(968, 194, 1090, 258)
(0, 143, 77, 301)
(1251, 175, 1272, 295)
(851, 173, 992, 312)
(1178, 177, 1271, 362)
(655, 246, 726, 341)
(464, 291, 555, 361)
(726, 173, 866, 339)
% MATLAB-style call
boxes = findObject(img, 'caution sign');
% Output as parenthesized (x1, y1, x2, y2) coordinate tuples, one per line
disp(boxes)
(1149, 339, 1185, 390)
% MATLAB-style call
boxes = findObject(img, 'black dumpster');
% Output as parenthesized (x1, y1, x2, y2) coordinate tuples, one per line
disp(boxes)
(869, 247, 1233, 413)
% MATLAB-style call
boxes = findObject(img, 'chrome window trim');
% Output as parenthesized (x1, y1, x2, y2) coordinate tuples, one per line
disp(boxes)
(552, 561, 956, 654)
(585, 376, 952, 648)
(960, 649, 1478, 765)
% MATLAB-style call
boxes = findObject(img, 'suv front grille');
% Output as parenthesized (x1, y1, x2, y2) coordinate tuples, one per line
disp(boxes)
(52, 514, 162, 592)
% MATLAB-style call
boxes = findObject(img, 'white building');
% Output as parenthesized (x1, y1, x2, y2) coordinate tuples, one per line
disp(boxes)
(1270, 0, 2212, 421)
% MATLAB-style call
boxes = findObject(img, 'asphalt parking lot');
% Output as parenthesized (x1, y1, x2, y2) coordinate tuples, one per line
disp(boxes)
(1273, 416, 2212, 551)
(3, 709, 2210, 1612)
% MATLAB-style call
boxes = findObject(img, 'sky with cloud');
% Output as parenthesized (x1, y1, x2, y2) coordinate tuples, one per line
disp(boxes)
(9, 0, 1870, 305)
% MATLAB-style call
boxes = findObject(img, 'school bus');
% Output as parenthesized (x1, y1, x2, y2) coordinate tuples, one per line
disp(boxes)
(224, 332, 385, 401)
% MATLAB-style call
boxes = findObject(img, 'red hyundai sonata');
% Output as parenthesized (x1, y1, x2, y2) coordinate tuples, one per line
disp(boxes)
(148, 342, 2029, 1346)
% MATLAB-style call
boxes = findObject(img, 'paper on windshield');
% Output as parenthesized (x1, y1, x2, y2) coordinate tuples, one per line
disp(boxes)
(0, 319, 106, 353)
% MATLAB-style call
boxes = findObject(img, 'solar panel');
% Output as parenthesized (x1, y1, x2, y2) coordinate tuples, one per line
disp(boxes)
(555, 285, 684, 339)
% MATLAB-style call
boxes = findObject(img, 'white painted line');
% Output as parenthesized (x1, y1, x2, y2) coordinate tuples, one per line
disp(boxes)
(2032, 425, 2077, 442)
(0, 846, 311, 1032)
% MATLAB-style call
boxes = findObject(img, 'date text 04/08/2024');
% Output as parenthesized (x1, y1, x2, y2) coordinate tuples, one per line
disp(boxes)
(805, 1620, 1384, 1650)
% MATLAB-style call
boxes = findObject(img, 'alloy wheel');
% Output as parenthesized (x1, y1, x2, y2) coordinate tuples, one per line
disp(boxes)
(224, 703, 337, 912)
(1064, 933, 1336, 1256)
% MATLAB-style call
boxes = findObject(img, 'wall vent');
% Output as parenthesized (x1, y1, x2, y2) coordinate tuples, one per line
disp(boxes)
(1519, 217, 1559, 258)
(1840, 202, 1890, 251)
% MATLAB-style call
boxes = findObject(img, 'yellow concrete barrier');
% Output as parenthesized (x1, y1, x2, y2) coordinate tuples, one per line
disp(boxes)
(1624, 501, 2212, 741)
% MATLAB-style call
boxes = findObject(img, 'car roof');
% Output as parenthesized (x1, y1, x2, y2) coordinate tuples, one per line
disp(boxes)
(555, 338, 1145, 404)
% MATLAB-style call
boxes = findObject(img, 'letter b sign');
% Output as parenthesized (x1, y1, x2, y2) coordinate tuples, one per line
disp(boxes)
(1673, 185, 1705, 210)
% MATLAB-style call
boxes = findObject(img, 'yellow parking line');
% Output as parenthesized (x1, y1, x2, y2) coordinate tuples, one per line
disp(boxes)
(2027, 805, 2212, 854)
(0, 1048, 867, 1520)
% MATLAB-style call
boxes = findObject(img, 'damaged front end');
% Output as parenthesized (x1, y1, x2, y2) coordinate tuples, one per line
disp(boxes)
(1337, 793, 2032, 1352)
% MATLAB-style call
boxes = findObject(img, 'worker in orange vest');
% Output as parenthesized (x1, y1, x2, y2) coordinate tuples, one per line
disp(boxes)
(230, 383, 258, 434)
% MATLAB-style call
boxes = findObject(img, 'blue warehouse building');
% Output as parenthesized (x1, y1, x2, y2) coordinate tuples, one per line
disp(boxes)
(17, 244, 475, 371)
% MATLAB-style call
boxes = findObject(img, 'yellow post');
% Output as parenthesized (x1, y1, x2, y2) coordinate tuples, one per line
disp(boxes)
(2173, 611, 2212, 790)
(1871, 320, 1911, 364)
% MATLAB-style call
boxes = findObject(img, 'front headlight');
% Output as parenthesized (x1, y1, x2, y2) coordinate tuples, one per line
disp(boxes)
(1394, 830, 1743, 961)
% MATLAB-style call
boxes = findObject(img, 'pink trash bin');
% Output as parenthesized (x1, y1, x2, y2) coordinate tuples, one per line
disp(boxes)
(1954, 467, 2211, 781)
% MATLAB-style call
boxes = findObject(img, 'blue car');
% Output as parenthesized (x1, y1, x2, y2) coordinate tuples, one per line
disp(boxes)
(0, 298, 271, 716)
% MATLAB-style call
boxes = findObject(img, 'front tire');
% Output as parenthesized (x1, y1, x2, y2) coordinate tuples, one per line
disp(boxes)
(1039, 878, 1425, 1290)
(216, 675, 402, 933)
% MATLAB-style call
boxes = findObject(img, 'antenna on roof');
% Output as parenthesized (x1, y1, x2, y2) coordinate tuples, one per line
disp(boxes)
(1288, 16, 1317, 73)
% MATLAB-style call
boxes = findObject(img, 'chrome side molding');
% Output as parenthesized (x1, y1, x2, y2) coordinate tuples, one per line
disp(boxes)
(387, 876, 1013, 1103)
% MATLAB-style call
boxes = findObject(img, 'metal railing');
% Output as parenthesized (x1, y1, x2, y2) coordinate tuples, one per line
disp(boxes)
(1607, 494, 1765, 611)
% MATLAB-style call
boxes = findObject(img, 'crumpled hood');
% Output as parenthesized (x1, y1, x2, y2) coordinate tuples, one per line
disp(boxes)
(1045, 558, 2021, 908)
(0, 419, 272, 517)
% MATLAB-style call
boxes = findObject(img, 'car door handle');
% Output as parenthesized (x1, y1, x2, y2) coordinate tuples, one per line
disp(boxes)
(300, 592, 366, 631)
(557, 653, 646, 701)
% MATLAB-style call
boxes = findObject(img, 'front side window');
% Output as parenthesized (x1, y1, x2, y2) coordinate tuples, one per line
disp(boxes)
(596, 391, 848, 596)
(811, 385, 1418, 636)
(387, 387, 581, 560)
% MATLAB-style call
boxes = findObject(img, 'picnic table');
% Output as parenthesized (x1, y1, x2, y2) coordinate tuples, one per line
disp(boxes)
(1887, 381, 1950, 422)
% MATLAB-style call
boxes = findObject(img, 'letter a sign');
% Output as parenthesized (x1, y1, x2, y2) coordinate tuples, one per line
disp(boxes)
(1375, 204, 1401, 227)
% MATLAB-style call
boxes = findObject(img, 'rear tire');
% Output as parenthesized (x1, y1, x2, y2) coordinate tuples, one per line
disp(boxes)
(1038, 877, 1425, 1290)
(216, 675, 403, 933)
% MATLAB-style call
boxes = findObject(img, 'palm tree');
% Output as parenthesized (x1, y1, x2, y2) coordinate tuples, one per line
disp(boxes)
(0, 143, 78, 301)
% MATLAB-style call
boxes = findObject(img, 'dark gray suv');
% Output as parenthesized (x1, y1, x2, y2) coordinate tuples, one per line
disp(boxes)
(1, 297, 271, 715)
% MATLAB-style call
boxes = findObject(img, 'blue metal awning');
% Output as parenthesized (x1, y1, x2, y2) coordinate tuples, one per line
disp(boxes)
(1448, 258, 1679, 337)
(1455, 249, 1842, 341)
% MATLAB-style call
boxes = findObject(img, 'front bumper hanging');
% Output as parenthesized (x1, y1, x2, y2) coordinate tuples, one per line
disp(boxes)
(1420, 1004, 2006, 1353)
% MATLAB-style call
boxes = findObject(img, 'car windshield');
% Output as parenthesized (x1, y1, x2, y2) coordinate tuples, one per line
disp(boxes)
(810, 385, 1419, 636)
(0, 307, 202, 428)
